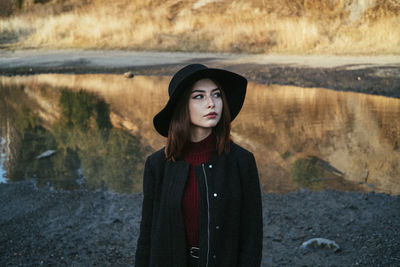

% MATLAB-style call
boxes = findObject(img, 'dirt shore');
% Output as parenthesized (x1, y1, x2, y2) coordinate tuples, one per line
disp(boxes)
(1, 180, 399, 266)
(1, 51, 400, 266)
(1, 50, 400, 98)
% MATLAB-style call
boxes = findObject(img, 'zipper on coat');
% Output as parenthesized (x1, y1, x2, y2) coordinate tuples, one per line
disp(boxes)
(202, 164, 210, 267)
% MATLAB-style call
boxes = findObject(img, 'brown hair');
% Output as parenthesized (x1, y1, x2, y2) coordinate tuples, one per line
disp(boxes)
(165, 79, 231, 161)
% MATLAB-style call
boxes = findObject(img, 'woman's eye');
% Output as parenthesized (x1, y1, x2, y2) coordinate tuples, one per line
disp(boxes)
(193, 94, 203, 99)
(213, 92, 221, 98)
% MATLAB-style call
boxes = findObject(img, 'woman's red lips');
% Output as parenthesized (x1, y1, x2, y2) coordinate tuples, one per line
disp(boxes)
(205, 112, 217, 118)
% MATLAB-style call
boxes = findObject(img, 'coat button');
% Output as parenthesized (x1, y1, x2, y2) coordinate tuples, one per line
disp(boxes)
(213, 255, 217, 259)
(216, 225, 220, 230)
(213, 193, 217, 197)
(209, 164, 213, 169)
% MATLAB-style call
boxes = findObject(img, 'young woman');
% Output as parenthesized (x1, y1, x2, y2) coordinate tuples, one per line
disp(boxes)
(135, 64, 262, 267)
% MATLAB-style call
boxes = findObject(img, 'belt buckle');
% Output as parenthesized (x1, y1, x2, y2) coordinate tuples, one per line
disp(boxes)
(189, 247, 200, 259)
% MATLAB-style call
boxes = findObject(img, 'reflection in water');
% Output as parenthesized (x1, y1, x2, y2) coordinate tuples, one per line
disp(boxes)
(0, 80, 151, 193)
(0, 137, 7, 183)
(1, 74, 399, 195)
(237, 84, 400, 194)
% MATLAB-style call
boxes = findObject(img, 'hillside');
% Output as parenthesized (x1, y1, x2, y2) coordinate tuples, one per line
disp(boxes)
(0, 0, 399, 54)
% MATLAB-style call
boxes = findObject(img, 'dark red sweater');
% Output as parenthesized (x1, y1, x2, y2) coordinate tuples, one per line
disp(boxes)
(181, 133, 214, 247)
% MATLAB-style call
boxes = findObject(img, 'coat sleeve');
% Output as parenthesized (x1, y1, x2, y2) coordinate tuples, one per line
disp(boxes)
(238, 151, 263, 267)
(135, 157, 154, 267)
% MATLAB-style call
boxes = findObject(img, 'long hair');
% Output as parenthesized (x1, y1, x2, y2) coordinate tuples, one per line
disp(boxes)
(165, 79, 231, 161)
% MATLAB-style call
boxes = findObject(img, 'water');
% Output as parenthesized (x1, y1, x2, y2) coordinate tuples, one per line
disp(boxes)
(0, 137, 7, 183)
(1, 74, 399, 195)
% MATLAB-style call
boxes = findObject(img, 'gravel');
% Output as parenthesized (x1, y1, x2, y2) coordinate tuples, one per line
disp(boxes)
(1, 180, 399, 266)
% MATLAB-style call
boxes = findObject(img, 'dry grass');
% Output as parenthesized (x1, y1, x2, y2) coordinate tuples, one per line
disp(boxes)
(0, 0, 399, 54)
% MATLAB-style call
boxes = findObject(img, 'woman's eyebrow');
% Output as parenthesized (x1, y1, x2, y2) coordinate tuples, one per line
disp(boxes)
(191, 87, 220, 93)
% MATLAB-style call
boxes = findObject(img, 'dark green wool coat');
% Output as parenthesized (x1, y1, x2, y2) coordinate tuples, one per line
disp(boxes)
(135, 143, 263, 267)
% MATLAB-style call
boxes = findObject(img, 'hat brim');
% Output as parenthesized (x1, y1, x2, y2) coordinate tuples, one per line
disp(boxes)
(153, 68, 247, 137)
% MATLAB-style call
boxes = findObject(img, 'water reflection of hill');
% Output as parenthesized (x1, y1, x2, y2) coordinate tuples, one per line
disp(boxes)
(1, 75, 399, 195)
(0, 79, 151, 193)
(3, 74, 168, 149)
(238, 84, 400, 194)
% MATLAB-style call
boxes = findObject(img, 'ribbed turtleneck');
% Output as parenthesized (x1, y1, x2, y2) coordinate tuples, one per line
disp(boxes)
(181, 133, 214, 247)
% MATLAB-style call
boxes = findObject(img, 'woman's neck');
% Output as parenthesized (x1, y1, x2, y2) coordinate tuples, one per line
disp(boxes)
(189, 126, 212, 142)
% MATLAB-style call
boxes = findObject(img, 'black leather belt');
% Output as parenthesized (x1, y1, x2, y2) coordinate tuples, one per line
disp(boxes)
(189, 246, 200, 259)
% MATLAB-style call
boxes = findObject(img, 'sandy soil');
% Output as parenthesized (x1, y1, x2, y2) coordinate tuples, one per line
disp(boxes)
(1, 50, 400, 69)
(1, 50, 400, 266)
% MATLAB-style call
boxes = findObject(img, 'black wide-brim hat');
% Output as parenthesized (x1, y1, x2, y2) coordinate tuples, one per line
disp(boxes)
(153, 64, 247, 137)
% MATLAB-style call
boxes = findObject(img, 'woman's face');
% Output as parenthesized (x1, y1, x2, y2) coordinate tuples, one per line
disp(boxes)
(188, 78, 223, 131)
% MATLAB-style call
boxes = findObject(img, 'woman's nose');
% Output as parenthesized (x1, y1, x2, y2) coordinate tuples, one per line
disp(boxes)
(206, 96, 215, 108)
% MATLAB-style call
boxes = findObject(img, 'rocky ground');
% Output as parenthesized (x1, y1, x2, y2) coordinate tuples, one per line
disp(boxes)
(0, 180, 399, 266)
